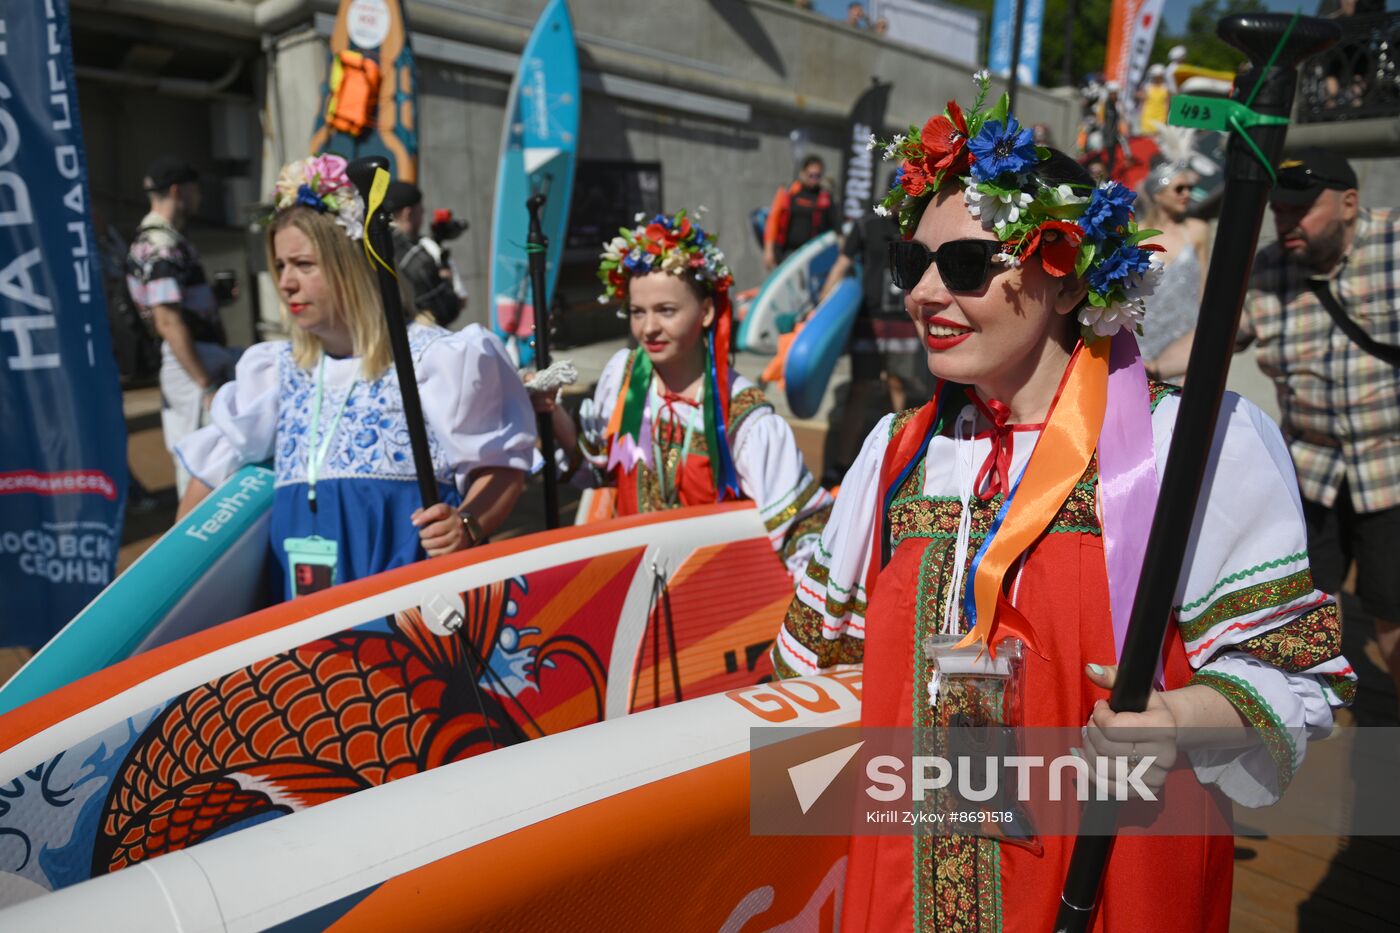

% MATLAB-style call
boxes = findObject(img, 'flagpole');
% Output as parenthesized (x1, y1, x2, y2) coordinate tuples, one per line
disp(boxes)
(1053, 13, 1338, 931)
(1007, 0, 1025, 113)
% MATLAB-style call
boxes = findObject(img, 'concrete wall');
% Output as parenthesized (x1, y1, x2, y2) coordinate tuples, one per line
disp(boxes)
(74, 0, 1079, 340)
(306, 0, 1075, 336)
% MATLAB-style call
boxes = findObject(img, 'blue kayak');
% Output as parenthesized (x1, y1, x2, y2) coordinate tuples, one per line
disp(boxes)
(784, 277, 863, 419)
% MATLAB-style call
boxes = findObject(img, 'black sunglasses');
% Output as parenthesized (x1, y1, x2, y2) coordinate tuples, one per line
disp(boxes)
(889, 238, 1003, 293)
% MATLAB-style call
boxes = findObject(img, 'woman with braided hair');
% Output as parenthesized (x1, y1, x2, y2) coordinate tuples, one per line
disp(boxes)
(175, 155, 536, 602)
(773, 74, 1352, 931)
(547, 210, 831, 579)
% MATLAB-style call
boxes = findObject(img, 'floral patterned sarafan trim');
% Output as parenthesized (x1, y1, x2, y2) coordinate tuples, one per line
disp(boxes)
(1176, 568, 1316, 644)
(871, 72, 1163, 341)
(1189, 670, 1297, 791)
(777, 599, 865, 672)
(1233, 602, 1342, 673)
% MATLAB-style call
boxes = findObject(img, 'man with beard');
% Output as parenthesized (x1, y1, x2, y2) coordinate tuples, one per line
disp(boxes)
(1240, 147, 1400, 708)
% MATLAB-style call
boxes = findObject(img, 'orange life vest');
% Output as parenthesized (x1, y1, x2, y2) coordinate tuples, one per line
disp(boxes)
(325, 50, 381, 136)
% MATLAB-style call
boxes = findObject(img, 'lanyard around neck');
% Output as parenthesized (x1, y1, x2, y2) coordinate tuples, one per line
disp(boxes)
(306, 355, 356, 511)
(651, 377, 703, 503)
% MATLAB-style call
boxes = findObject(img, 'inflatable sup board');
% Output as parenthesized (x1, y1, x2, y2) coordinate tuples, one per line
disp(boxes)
(0, 466, 275, 717)
(783, 276, 863, 419)
(308, 0, 419, 181)
(0, 671, 860, 930)
(0, 503, 796, 904)
(738, 230, 838, 354)
(488, 0, 579, 367)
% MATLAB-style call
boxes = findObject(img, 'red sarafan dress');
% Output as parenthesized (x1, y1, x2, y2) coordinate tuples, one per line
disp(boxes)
(774, 385, 1354, 933)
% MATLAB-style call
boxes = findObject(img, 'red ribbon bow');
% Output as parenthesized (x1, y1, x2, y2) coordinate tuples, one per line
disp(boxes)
(967, 391, 1043, 501)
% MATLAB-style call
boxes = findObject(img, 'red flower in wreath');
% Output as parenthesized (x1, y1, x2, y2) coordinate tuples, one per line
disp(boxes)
(1020, 220, 1084, 278)
(645, 223, 676, 252)
(901, 160, 931, 197)
(922, 100, 971, 178)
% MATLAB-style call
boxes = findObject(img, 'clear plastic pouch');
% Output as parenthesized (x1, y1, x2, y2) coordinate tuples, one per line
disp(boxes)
(921, 634, 1041, 852)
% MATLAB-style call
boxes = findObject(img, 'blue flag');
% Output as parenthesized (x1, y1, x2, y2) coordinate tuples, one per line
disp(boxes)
(988, 0, 1046, 87)
(0, 0, 127, 649)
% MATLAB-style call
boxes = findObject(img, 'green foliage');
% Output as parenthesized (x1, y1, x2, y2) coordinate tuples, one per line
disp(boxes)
(1171, 0, 1267, 73)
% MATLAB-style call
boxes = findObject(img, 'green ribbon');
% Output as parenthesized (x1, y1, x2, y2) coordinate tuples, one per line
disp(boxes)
(701, 340, 722, 492)
(618, 347, 652, 443)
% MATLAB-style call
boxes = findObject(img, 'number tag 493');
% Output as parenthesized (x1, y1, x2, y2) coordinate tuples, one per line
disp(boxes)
(1169, 95, 1289, 133)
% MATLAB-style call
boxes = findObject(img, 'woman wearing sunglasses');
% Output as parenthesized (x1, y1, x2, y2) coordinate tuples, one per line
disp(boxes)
(772, 74, 1351, 932)
(1134, 134, 1212, 382)
(545, 210, 832, 579)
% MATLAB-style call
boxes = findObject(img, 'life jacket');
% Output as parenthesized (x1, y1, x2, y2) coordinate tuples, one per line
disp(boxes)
(766, 181, 834, 252)
(325, 50, 381, 137)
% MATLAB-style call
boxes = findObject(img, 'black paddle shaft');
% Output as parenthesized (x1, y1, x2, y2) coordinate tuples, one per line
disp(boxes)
(1053, 14, 1338, 933)
(346, 156, 439, 511)
(526, 192, 561, 530)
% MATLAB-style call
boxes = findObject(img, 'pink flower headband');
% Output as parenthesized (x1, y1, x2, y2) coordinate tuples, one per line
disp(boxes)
(271, 154, 365, 241)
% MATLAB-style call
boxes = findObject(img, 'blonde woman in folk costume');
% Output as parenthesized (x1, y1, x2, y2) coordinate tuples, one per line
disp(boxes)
(547, 210, 832, 578)
(773, 74, 1352, 932)
(177, 155, 536, 601)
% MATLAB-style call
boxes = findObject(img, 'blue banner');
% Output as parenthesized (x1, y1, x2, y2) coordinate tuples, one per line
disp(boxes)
(987, 0, 1045, 87)
(0, 0, 126, 649)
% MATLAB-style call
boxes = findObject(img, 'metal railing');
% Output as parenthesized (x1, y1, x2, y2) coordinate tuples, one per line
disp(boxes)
(1297, 11, 1400, 122)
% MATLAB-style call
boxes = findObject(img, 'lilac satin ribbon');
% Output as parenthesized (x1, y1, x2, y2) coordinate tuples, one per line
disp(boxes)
(1097, 331, 1161, 669)
(607, 405, 653, 473)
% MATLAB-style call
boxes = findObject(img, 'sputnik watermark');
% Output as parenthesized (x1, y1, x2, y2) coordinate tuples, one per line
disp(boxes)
(865, 754, 1158, 803)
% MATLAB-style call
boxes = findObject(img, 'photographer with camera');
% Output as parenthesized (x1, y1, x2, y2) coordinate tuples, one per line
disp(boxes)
(383, 181, 466, 327)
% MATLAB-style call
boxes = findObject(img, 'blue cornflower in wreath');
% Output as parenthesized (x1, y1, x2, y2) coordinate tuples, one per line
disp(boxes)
(967, 116, 1039, 182)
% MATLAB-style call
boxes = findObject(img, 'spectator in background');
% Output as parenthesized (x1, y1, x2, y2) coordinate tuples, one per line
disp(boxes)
(1136, 154, 1209, 382)
(1239, 148, 1400, 709)
(873, 17, 889, 36)
(816, 182, 934, 484)
(1139, 63, 1171, 133)
(417, 208, 470, 327)
(763, 155, 839, 271)
(846, 2, 868, 29)
(126, 156, 240, 496)
(384, 181, 462, 326)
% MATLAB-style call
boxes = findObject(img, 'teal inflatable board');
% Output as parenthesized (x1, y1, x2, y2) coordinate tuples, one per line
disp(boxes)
(488, 0, 580, 367)
(0, 465, 274, 715)
(737, 231, 838, 354)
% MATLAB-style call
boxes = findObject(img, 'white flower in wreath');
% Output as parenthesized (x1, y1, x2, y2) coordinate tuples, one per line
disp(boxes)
(873, 204, 891, 217)
(602, 236, 629, 263)
(1078, 296, 1147, 338)
(965, 185, 1033, 231)
(1126, 255, 1165, 303)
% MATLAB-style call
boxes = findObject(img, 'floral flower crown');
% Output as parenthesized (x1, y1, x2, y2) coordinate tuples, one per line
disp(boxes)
(873, 72, 1163, 339)
(597, 209, 734, 304)
(271, 154, 365, 241)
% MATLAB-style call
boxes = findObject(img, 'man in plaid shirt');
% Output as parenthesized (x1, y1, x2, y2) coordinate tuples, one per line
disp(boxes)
(1240, 147, 1400, 704)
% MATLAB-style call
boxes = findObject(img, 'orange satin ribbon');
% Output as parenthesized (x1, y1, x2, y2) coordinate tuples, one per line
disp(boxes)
(957, 338, 1111, 654)
(604, 356, 634, 442)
